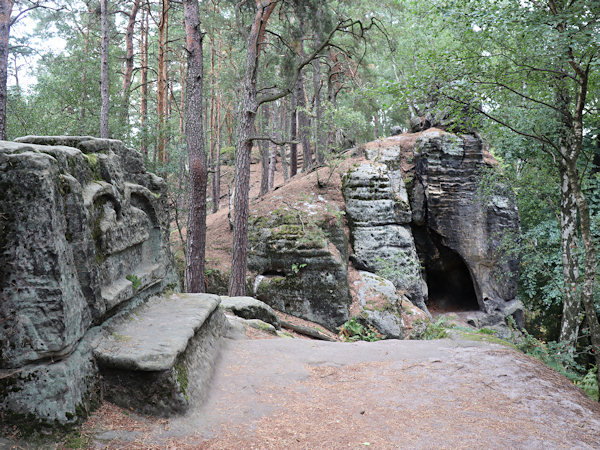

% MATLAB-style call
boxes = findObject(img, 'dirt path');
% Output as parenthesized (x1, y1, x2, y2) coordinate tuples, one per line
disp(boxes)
(80, 336, 600, 449)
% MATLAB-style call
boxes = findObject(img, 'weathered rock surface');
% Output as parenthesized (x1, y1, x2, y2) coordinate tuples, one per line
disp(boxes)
(94, 294, 226, 416)
(342, 162, 427, 311)
(0, 137, 178, 426)
(410, 130, 522, 327)
(249, 203, 351, 331)
(346, 129, 521, 331)
(219, 296, 280, 329)
(350, 271, 406, 339)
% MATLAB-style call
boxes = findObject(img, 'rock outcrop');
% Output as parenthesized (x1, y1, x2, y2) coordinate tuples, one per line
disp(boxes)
(249, 199, 351, 331)
(410, 131, 522, 332)
(0, 137, 178, 426)
(342, 162, 427, 311)
(363, 129, 522, 334)
(94, 293, 226, 416)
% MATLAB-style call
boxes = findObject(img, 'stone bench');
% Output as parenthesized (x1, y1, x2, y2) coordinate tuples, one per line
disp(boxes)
(93, 293, 227, 416)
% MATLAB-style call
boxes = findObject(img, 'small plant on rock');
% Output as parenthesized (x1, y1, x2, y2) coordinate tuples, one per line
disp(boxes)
(339, 318, 383, 342)
(410, 317, 451, 340)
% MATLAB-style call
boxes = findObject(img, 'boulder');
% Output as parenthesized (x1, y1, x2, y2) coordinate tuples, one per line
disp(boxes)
(0, 137, 178, 426)
(351, 271, 406, 339)
(219, 296, 280, 329)
(248, 201, 351, 331)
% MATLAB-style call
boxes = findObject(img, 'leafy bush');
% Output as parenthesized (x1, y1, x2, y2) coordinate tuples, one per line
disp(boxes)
(576, 366, 599, 402)
(339, 318, 383, 342)
(410, 317, 450, 340)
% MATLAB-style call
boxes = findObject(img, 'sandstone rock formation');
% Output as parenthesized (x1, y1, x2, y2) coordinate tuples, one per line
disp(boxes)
(249, 201, 351, 331)
(342, 162, 427, 311)
(0, 137, 179, 426)
(364, 129, 522, 334)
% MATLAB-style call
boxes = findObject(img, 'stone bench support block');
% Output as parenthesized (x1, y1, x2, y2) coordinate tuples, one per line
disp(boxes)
(93, 293, 227, 416)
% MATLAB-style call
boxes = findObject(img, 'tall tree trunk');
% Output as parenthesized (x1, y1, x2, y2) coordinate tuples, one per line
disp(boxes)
(120, 0, 140, 130)
(229, 0, 276, 296)
(140, 3, 149, 155)
(212, 40, 222, 214)
(79, 11, 90, 133)
(259, 104, 270, 196)
(280, 97, 289, 181)
(183, 0, 207, 293)
(313, 29, 325, 165)
(558, 167, 581, 347)
(0, 0, 12, 140)
(268, 139, 276, 189)
(100, 0, 110, 138)
(296, 69, 312, 170)
(157, 0, 169, 162)
(212, 90, 221, 213)
(289, 92, 297, 176)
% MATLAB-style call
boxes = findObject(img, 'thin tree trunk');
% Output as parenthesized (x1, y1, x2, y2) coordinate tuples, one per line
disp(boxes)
(268, 140, 276, 189)
(212, 40, 222, 214)
(120, 0, 140, 129)
(229, 0, 276, 296)
(0, 0, 12, 140)
(280, 97, 289, 181)
(259, 104, 270, 196)
(100, 0, 110, 138)
(157, 0, 169, 162)
(79, 12, 90, 133)
(140, 3, 148, 155)
(313, 28, 324, 165)
(183, 0, 207, 293)
(296, 69, 312, 170)
(289, 91, 297, 176)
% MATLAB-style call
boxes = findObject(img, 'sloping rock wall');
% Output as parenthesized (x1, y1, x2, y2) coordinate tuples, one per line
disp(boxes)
(0, 137, 178, 426)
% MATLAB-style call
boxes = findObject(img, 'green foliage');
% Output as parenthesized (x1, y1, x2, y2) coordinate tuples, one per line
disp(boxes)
(291, 263, 307, 275)
(62, 430, 92, 449)
(339, 318, 383, 342)
(126, 274, 141, 290)
(410, 317, 450, 340)
(576, 366, 599, 402)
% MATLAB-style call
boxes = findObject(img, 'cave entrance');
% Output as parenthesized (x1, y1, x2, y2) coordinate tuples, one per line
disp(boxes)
(412, 226, 480, 313)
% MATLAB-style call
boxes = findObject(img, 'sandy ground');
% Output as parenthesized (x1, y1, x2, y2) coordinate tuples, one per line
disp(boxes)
(67, 335, 600, 449)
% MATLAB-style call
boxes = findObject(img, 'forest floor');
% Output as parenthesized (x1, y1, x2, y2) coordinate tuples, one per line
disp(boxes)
(69, 332, 600, 448)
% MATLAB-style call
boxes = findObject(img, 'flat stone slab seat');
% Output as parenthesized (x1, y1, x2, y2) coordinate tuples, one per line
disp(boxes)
(93, 293, 227, 416)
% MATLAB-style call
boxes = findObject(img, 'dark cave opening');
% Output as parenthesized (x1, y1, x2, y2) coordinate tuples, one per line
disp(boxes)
(412, 226, 480, 313)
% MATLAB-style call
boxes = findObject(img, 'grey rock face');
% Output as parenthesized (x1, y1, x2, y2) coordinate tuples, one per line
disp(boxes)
(249, 204, 351, 331)
(0, 330, 101, 427)
(219, 296, 280, 329)
(94, 294, 226, 416)
(342, 162, 427, 311)
(351, 271, 406, 339)
(410, 131, 521, 323)
(0, 137, 178, 425)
